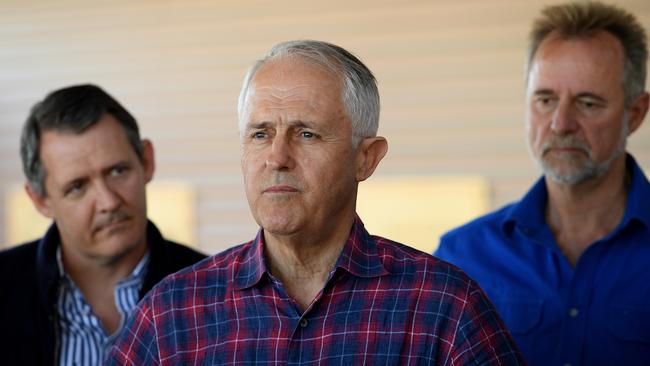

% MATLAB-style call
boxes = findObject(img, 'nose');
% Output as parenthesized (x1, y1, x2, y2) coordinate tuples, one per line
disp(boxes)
(265, 135, 294, 170)
(95, 180, 121, 212)
(550, 100, 579, 134)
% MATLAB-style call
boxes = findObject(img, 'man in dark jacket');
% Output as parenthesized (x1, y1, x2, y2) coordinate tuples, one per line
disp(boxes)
(0, 84, 206, 365)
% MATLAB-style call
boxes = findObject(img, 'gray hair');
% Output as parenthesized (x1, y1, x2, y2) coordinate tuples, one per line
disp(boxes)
(20, 84, 143, 197)
(237, 40, 380, 146)
(527, 1, 647, 107)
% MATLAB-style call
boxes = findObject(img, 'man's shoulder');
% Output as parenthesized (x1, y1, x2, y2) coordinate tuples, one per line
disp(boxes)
(372, 235, 479, 289)
(441, 202, 517, 244)
(145, 241, 253, 299)
(160, 239, 208, 266)
(0, 239, 40, 273)
(0, 240, 42, 309)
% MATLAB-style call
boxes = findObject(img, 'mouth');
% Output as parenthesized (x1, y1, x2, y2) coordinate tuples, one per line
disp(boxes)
(545, 147, 585, 154)
(93, 214, 132, 234)
(263, 185, 299, 194)
(541, 138, 590, 157)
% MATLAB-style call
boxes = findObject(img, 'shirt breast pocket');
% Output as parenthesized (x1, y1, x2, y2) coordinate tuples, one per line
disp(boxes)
(492, 298, 544, 334)
(607, 305, 650, 344)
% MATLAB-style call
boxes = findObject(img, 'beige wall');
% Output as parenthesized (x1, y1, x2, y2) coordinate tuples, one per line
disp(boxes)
(1, 0, 649, 254)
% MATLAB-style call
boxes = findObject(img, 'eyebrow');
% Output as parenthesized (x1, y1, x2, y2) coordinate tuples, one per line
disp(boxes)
(532, 89, 607, 102)
(574, 92, 607, 103)
(531, 89, 555, 96)
(245, 120, 316, 131)
(60, 160, 130, 187)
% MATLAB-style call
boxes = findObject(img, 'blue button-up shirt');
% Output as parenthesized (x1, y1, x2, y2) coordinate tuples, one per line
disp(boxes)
(435, 155, 650, 366)
(56, 249, 150, 366)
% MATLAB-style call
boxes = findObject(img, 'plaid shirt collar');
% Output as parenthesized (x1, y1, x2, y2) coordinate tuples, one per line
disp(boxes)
(233, 216, 389, 290)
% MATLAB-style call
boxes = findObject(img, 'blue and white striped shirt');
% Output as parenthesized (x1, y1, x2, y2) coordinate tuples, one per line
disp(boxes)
(55, 248, 150, 366)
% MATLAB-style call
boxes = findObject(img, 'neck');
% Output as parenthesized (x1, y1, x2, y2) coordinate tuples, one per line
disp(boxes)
(60, 240, 147, 334)
(545, 156, 628, 265)
(61, 242, 147, 290)
(264, 213, 355, 312)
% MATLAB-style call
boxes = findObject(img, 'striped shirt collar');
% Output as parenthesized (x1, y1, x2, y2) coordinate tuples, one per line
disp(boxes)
(55, 246, 150, 366)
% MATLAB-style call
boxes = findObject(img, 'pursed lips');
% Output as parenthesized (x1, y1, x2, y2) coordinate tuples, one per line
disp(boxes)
(546, 147, 584, 153)
(263, 185, 299, 193)
(92, 212, 132, 234)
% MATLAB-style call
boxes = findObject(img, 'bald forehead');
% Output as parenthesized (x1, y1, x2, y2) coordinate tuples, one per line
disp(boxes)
(244, 58, 344, 114)
(252, 56, 342, 87)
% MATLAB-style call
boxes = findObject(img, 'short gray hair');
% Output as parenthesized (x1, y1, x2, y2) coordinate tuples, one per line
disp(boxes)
(527, 1, 647, 107)
(237, 40, 380, 146)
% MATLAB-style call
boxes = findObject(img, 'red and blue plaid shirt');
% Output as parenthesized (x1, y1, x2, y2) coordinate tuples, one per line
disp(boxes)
(107, 218, 524, 365)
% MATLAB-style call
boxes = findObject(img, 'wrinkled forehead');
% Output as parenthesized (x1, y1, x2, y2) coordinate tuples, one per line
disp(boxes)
(240, 57, 345, 125)
(527, 31, 626, 90)
(529, 31, 626, 76)
(253, 56, 343, 92)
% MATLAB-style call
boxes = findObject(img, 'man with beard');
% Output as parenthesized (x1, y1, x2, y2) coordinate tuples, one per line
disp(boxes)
(435, 2, 650, 365)
(0, 84, 206, 365)
(106, 40, 524, 365)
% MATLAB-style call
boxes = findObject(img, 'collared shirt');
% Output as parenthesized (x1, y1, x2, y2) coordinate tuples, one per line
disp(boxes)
(436, 155, 650, 366)
(56, 248, 150, 366)
(107, 217, 524, 365)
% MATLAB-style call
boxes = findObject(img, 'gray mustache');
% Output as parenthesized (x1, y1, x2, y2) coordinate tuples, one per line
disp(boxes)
(541, 135, 591, 155)
(92, 211, 132, 232)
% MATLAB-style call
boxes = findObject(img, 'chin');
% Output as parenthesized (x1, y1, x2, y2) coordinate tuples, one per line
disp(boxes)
(97, 232, 145, 260)
(257, 215, 302, 237)
(253, 203, 303, 232)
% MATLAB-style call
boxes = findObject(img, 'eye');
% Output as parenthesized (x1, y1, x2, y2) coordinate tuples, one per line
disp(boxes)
(532, 95, 557, 113)
(300, 131, 315, 139)
(110, 165, 128, 177)
(64, 180, 85, 196)
(537, 96, 554, 106)
(251, 131, 267, 139)
(578, 98, 600, 109)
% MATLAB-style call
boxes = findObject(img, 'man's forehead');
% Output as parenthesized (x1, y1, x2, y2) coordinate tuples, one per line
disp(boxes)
(40, 119, 135, 167)
(252, 57, 341, 89)
(532, 31, 625, 69)
(528, 32, 626, 90)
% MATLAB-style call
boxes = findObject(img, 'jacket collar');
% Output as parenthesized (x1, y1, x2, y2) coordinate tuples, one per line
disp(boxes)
(36, 220, 170, 303)
(35, 224, 63, 316)
(140, 221, 172, 296)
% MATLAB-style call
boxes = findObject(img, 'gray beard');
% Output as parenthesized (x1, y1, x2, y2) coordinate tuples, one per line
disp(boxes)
(535, 118, 629, 186)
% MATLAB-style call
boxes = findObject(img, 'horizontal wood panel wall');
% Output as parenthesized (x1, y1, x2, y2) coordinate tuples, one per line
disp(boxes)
(1, 0, 649, 253)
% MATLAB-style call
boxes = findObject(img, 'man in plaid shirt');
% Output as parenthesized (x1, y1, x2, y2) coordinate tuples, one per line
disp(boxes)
(107, 40, 524, 365)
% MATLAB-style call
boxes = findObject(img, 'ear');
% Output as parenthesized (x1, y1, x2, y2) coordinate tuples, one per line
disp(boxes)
(355, 136, 388, 182)
(25, 183, 54, 219)
(141, 139, 155, 184)
(628, 92, 649, 134)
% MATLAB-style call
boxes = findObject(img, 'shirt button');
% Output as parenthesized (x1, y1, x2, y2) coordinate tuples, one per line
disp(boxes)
(300, 318, 308, 328)
(569, 308, 579, 317)
(563, 363, 572, 366)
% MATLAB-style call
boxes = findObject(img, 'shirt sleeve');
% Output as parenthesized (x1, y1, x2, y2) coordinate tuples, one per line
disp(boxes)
(449, 281, 526, 365)
(105, 297, 161, 365)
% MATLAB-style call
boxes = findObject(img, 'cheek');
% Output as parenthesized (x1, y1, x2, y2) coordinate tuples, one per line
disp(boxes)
(588, 130, 614, 156)
(117, 177, 148, 212)
(56, 201, 93, 236)
(241, 157, 264, 204)
(527, 119, 545, 147)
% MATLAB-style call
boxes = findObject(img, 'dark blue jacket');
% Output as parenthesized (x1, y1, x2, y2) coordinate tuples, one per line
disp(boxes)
(0, 221, 206, 365)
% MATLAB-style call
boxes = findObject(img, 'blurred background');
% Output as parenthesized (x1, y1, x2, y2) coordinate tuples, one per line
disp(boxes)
(1, 0, 649, 254)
